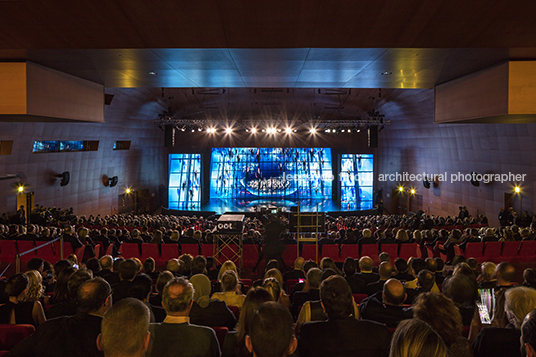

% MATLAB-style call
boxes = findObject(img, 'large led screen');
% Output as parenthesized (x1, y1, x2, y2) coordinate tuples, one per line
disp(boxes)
(210, 148, 333, 201)
(340, 154, 373, 210)
(168, 154, 201, 210)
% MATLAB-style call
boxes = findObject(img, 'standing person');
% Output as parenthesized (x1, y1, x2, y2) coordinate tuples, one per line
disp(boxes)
(255, 214, 287, 272)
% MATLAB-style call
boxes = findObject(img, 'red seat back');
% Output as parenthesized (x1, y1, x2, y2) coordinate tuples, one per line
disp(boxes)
(502, 241, 520, 258)
(321, 244, 340, 261)
(399, 243, 420, 260)
(119, 243, 140, 259)
(353, 293, 368, 304)
(0, 241, 18, 260)
(340, 244, 359, 260)
(483, 242, 503, 262)
(282, 245, 298, 267)
(160, 244, 179, 261)
(380, 244, 398, 261)
(464, 243, 484, 260)
(360, 244, 379, 264)
(201, 244, 214, 258)
(0, 324, 35, 350)
(208, 326, 228, 350)
(301, 244, 317, 262)
(181, 244, 199, 256)
(141, 243, 160, 261)
(242, 245, 259, 268)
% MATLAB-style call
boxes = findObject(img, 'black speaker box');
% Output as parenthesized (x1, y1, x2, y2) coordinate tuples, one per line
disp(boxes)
(368, 125, 378, 148)
(164, 125, 175, 147)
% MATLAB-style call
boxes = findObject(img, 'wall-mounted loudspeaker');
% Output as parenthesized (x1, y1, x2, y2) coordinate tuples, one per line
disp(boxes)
(470, 172, 480, 187)
(423, 177, 431, 189)
(368, 125, 378, 148)
(109, 176, 119, 187)
(59, 171, 70, 186)
(164, 125, 175, 147)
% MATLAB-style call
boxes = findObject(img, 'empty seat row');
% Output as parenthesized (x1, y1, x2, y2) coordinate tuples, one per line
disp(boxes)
(461, 241, 536, 263)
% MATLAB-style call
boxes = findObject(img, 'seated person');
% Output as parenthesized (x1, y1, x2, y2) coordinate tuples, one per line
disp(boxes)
(212, 270, 246, 309)
(189, 274, 236, 330)
(390, 318, 448, 357)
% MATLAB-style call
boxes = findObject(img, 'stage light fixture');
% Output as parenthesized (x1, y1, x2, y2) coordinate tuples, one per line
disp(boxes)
(277, 129, 281, 133)
(325, 129, 330, 133)
(126, 188, 131, 194)
(225, 127, 233, 134)
(17, 185, 24, 193)
(410, 189, 416, 194)
(357, 129, 361, 132)
(251, 127, 257, 133)
(285, 127, 292, 134)
(309, 128, 317, 134)
(197, 127, 203, 132)
(207, 128, 216, 133)
(398, 186, 404, 193)
(515, 186, 521, 193)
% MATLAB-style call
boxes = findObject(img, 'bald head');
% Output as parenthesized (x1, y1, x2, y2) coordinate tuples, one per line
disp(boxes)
(100, 255, 113, 270)
(383, 278, 406, 306)
(496, 262, 515, 285)
(379, 262, 393, 280)
(359, 256, 373, 272)
(294, 257, 305, 270)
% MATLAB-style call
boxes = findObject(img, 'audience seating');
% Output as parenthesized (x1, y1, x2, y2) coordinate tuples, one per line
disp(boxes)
(181, 244, 199, 256)
(286, 279, 299, 293)
(352, 293, 368, 304)
(464, 242, 484, 261)
(321, 244, 340, 261)
(340, 245, 359, 261)
(0, 324, 35, 350)
(380, 244, 398, 260)
(228, 305, 240, 320)
(160, 244, 180, 268)
(301, 244, 317, 262)
(140, 243, 160, 262)
(93, 244, 101, 259)
(242, 244, 259, 268)
(502, 241, 521, 262)
(518, 241, 536, 263)
(0, 241, 18, 264)
(16, 241, 36, 264)
(201, 244, 214, 259)
(61, 242, 74, 258)
(482, 242, 503, 262)
(282, 245, 298, 268)
(119, 243, 140, 259)
(34, 242, 57, 263)
(209, 326, 228, 350)
(360, 244, 380, 264)
(398, 243, 421, 260)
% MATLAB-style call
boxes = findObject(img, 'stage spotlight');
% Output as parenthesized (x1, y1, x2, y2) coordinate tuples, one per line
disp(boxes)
(515, 186, 521, 193)
(245, 128, 249, 132)
(285, 127, 292, 134)
(277, 128, 281, 133)
(357, 129, 361, 133)
(197, 127, 203, 132)
(325, 129, 330, 133)
(251, 127, 257, 134)
(225, 127, 233, 134)
(181, 126, 186, 132)
(261, 129, 266, 133)
(309, 128, 317, 134)
(341, 129, 346, 133)
(293, 129, 297, 133)
(268, 128, 277, 134)
(191, 128, 195, 133)
(207, 128, 216, 133)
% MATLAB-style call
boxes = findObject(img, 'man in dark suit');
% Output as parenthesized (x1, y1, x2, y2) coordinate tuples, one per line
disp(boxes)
(291, 268, 322, 318)
(343, 257, 366, 294)
(148, 277, 220, 357)
(62, 226, 83, 251)
(284, 257, 306, 283)
(97, 298, 151, 357)
(356, 256, 380, 285)
(299, 275, 391, 357)
(359, 278, 413, 328)
(365, 262, 393, 296)
(8, 277, 112, 357)
(111, 259, 138, 304)
(357, 228, 377, 245)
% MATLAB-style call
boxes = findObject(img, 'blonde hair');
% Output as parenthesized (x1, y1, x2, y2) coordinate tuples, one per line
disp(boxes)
(505, 286, 536, 328)
(390, 319, 448, 357)
(218, 260, 238, 282)
(23, 270, 44, 302)
(263, 268, 284, 288)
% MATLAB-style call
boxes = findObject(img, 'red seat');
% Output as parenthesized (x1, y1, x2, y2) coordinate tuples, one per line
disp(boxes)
(464, 243, 484, 261)
(353, 293, 368, 304)
(286, 279, 299, 293)
(518, 241, 536, 263)
(0, 240, 18, 263)
(483, 242, 503, 262)
(160, 244, 179, 267)
(0, 324, 35, 350)
(282, 245, 298, 267)
(502, 241, 520, 262)
(242, 244, 259, 268)
(321, 244, 340, 261)
(340, 244, 359, 260)
(16, 241, 36, 264)
(360, 244, 379, 264)
(119, 243, 140, 259)
(181, 244, 199, 256)
(208, 326, 228, 350)
(61, 242, 74, 259)
(228, 305, 240, 320)
(34, 242, 56, 263)
(93, 244, 101, 259)
(453, 245, 464, 257)
(141, 243, 160, 261)
(380, 244, 398, 261)
(398, 243, 420, 260)
(302, 244, 317, 262)
(201, 244, 214, 258)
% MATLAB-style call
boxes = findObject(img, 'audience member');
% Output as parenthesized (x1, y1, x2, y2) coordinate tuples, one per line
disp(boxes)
(359, 278, 413, 327)
(128, 273, 166, 323)
(389, 318, 448, 357)
(521, 309, 536, 357)
(212, 270, 246, 308)
(290, 267, 322, 318)
(365, 262, 393, 296)
(342, 257, 366, 293)
(112, 259, 138, 304)
(47, 269, 93, 319)
(356, 256, 380, 285)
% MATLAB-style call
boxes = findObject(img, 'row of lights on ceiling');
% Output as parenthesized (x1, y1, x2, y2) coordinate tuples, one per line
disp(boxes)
(397, 186, 522, 194)
(174, 126, 361, 134)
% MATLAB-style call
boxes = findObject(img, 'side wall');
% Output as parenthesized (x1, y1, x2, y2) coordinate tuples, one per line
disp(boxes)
(0, 88, 167, 217)
(376, 89, 536, 227)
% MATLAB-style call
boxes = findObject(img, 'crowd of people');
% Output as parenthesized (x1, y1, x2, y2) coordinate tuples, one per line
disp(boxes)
(0, 208, 535, 356)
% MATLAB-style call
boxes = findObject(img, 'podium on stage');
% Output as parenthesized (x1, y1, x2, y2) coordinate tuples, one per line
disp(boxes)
(213, 214, 245, 268)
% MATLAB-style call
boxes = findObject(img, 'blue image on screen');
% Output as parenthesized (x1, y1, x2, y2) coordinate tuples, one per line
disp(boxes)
(168, 154, 201, 210)
(210, 148, 332, 203)
(340, 154, 373, 211)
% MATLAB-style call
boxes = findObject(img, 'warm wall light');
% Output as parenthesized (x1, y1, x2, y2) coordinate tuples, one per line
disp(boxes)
(18, 185, 24, 193)
(398, 186, 404, 193)
(410, 189, 416, 194)
(515, 186, 521, 193)
(126, 188, 131, 194)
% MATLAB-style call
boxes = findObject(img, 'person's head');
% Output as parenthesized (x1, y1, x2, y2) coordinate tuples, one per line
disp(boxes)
(53, 259, 73, 278)
(218, 260, 239, 282)
(99, 255, 113, 270)
(97, 298, 151, 357)
(320, 257, 338, 272)
(294, 257, 305, 270)
(379, 252, 391, 264)
(24, 270, 44, 302)
(359, 256, 373, 272)
(413, 292, 463, 347)
(113, 257, 125, 272)
(86, 258, 101, 274)
(442, 274, 477, 306)
(425, 258, 437, 273)
(434, 258, 445, 272)
(411, 258, 426, 276)
(389, 318, 448, 357)
(77, 277, 112, 315)
(26, 258, 44, 273)
(394, 258, 408, 274)
(166, 258, 180, 273)
(495, 262, 516, 285)
(246, 302, 297, 357)
(191, 255, 207, 275)
(5, 273, 29, 298)
(178, 254, 193, 272)
(262, 277, 281, 302)
(383, 278, 406, 306)
(155, 270, 174, 295)
(417, 269, 435, 292)
(190, 274, 212, 307)
(362, 228, 372, 238)
(521, 309, 536, 357)
(482, 262, 497, 280)
(128, 273, 153, 302)
(162, 277, 194, 315)
(306, 267, 322, 289)
(265, 259, 280, 272)
(505, 287, 536, 329)
(395, 230, 409, 242)
(524, 269, 536, 289)
(263, 268, 284, 288)
(343, 257, 357, 276)
(237, 287, 274, 345)
(320, 275, 353, 319)
(221, 270, 239, 293)
(52, 267, 76, 303)
(379, 262, 393, 280)
(119, 259, 139, 281)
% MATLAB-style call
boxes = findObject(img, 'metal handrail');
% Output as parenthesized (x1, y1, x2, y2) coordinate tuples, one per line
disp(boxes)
(15, 237, 64, 273)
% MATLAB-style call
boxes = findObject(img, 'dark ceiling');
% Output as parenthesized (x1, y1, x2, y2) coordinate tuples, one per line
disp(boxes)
(2, 0, 536, 120)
